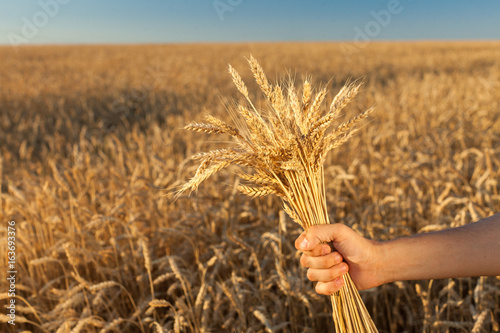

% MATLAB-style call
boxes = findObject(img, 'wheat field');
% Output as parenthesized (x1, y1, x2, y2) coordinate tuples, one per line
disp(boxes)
(0, 42, 499, 332)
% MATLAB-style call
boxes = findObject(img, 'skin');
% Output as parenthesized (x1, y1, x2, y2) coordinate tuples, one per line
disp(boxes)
(295, 213, 500, 295)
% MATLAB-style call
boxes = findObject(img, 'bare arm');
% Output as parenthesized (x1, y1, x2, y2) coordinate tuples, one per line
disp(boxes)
(381, 213, 500, 284)
(295, 214, 500, 295)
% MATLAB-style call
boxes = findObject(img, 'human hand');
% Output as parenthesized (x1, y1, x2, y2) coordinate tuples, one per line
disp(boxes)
(295, 223, 384, 295)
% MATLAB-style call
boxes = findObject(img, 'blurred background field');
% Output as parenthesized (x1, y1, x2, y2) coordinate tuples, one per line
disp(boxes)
(0, 41, 499, 332)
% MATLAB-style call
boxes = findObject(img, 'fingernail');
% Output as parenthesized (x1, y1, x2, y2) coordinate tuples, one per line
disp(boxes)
(340, 263, 348, 274)
(336, 277, 345, 287)
(300, 238, 308, 249)
(334, 253, 342, 263)
(322, 246, 330, 255)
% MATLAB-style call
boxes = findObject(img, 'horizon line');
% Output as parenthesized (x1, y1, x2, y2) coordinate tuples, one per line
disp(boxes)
(1, 38, 499, 48)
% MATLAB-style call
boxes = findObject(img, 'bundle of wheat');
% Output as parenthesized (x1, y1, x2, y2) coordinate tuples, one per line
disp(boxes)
(178, 56, 377, 332)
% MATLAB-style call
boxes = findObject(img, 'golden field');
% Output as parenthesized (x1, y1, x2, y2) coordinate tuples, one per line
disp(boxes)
(0, 42, 499, 332)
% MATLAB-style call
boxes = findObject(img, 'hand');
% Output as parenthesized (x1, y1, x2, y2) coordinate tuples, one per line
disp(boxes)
(295, 223, 384, 295)
(296, 214, 500, 295)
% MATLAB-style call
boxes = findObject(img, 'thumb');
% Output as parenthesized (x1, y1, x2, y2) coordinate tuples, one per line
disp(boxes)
(298, 224, 349, 251)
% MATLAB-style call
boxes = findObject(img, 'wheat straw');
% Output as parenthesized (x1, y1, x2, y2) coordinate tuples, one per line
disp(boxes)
(179, 56, 377, 332)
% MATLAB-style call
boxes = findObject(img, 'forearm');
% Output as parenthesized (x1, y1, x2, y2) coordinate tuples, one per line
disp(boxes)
(380, 213, 500, 284)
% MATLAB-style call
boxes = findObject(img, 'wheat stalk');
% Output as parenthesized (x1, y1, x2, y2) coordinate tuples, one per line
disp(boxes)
(178, 56, 377, 332)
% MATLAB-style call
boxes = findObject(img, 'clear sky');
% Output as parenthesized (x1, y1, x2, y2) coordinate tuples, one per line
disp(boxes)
(0, 0, 499, 45)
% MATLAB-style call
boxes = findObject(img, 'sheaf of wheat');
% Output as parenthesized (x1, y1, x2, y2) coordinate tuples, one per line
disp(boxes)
(177, 55, 377, 332)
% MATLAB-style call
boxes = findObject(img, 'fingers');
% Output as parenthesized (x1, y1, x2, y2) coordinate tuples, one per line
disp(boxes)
(295, 232, 334, 258)
(315, 278, 346, 295)
(294, 231, 308, 250)
(294, 225, 354, 295)
(306, 261, 349, 282)
(300, 250, 343, 269)
(303, 243, 332, 257)
(294, 224, 351, 252)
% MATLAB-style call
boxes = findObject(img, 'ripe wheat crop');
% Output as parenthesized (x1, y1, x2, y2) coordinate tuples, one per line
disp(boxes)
(0, 42, 499, 332)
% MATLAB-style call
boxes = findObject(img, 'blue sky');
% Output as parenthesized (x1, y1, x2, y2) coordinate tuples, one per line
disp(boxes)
(0, 0, 499, 45)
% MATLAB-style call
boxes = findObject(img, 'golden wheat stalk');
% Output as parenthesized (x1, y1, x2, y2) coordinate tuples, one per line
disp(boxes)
(178, 55, 377, 332)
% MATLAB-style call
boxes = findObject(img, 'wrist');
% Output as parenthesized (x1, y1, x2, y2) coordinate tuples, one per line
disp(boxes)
(374, 239, 394, 286)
